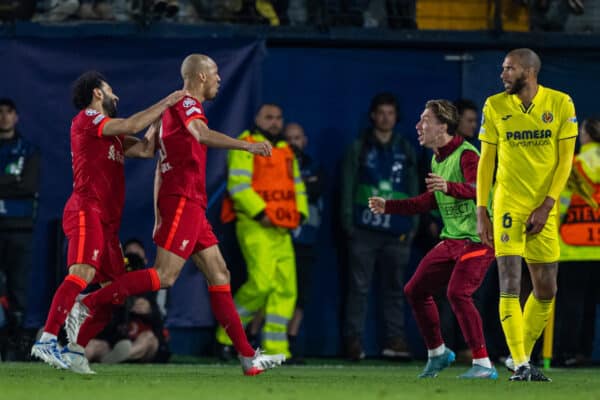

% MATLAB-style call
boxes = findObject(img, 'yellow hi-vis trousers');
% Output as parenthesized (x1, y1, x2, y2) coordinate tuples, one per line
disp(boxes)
(216, 217, 297, 357)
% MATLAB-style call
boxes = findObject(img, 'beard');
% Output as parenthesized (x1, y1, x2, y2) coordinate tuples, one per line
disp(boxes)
(508, 75, 527, 95)
(289, 142, 302, 155)
(102, 94, 117, 118)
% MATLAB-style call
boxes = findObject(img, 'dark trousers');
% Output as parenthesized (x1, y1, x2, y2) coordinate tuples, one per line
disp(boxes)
(344, 228, 411, 340)
(555, 261, 600, 360)
(294, 243, 315, 311)
(0, 229, 33, 328)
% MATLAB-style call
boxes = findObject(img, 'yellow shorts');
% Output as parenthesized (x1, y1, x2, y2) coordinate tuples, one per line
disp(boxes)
(492, 210, 560, 264)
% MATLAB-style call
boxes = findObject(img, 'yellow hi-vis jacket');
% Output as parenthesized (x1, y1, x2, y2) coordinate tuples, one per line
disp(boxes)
(221, 130, 308, 229)
(559, 141, 600, 261)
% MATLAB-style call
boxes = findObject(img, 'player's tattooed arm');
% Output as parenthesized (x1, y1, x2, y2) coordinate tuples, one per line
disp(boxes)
(101, 90, 188, 137)
(123, 119, 160, 159)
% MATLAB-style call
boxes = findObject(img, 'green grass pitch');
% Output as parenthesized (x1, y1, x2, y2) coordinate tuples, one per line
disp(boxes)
(1, 361, 599, 400)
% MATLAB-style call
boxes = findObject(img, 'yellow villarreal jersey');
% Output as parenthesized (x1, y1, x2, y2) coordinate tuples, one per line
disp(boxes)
(479, 85, 578, 213)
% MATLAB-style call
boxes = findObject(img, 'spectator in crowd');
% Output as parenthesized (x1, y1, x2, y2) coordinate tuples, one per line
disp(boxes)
(34, 0, 136, 22)
(453, 99, 479, 144)
(0, 98, 40, 361)
(77, 0, 115, 19)
(185, 0, 285, 24)
(150, 0, 179, 18)
(255, 0, 286, 25)
(363, 0, 416, 29)
(217, 104, 308, 359)
(283, 122, 324, 362)
(554, 117, 600, 367)
(529, 0, 584, 32)
(34, 0, 79, 22)
(85, 246, 169, 364)
(340, 92, 418, 361)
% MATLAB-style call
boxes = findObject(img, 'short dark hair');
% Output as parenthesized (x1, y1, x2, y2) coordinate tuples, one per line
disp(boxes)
(425, 99, 459, 135)
(71, 71, 107, 110)
(453, 99, 478, 116)
(0, 98, 17, 112)
(124, 238, 145, 251)
(369, 92, 399, 115)
(256, 103, 282, 115)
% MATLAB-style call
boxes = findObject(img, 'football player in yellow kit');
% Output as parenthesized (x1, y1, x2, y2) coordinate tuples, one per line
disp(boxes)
(476, 48, 578, 382)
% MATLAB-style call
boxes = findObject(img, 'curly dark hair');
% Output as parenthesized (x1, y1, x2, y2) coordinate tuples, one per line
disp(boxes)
(71, 71, 107, 110)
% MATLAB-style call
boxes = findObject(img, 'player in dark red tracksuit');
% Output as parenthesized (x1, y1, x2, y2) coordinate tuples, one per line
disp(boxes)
(369, 100, 497, 379)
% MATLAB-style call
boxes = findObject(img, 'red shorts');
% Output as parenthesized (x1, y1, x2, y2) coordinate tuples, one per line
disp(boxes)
(153, 195, 218, 259)
(63, 208, 125, 284)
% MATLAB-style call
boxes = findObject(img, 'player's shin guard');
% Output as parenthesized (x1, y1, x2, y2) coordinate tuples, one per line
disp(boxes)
(499, 292, 528, 366)
(523, 294, 554, 357)
(209, 284, 255, 358)
(82, 269, 160, 310)
(44, 274, 88, 335)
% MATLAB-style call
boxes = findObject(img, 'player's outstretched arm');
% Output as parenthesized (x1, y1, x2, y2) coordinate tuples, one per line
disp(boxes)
(476, 141, 496, 247)
(123, 119, 160, 159)
(187, 119, 272, 156)
(370, 192, 437, 216)
(101, 90, 188, 137)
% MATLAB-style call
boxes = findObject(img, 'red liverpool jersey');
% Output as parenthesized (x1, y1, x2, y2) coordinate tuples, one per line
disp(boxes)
(158, 96, 209, 206)
(64, 108, 125, 226)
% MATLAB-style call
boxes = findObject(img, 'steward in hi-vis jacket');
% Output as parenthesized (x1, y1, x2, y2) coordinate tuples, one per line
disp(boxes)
(218, 104, 308, 357)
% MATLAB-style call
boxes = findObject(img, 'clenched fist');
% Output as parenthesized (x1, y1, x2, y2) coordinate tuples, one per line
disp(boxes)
(368, 197, 386, 214)
(248, 141, 272, 156)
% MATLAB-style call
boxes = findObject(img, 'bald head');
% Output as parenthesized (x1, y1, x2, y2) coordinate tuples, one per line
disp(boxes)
(284, 122, 307, 151)
(180, 54, 221, 100)
(507, 48, 541, 75)
(181, 54, 215, 81)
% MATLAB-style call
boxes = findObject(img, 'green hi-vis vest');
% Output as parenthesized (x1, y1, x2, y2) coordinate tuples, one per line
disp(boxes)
(431, 140, 480, 243)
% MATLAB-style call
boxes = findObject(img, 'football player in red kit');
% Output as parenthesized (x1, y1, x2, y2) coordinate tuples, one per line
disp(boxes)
(68, 55, 285, 375)
(31, 71, 187, 373)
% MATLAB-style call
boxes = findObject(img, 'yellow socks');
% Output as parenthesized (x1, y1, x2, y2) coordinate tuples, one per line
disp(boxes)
(523, 294, 554, 357)
(499, 293, 527, 366)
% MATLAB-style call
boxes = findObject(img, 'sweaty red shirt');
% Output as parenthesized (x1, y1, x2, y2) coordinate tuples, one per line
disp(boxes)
(64, 108, 125, 227)
(158, 96, 209, 206)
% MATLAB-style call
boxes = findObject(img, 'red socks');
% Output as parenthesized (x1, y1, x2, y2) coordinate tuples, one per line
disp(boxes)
(83, 269, 160, 310)
(472, 346, 489, 360)
(209, 284, 255, 358)
(76, 303, 114, 347)
(44, 275, 87, 335)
